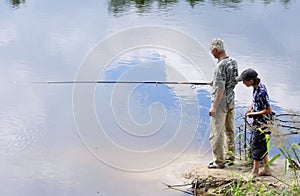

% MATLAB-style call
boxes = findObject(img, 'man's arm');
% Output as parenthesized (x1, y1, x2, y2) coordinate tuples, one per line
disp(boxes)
(209, 86, 225, 116)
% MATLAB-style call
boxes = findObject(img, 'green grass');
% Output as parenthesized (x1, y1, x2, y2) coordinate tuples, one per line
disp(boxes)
(225, 145, 300, 196)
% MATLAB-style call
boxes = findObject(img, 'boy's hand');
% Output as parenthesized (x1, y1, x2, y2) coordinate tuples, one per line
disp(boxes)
(246, 112, 256, 118)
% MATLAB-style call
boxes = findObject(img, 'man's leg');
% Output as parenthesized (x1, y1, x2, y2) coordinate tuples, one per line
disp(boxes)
(209, 108, 226, 165)
(225, 102, 236, 163)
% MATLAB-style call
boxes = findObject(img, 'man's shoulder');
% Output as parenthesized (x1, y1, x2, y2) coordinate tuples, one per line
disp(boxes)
(219, 57, 237, 67)
(227, 57, 238, 65)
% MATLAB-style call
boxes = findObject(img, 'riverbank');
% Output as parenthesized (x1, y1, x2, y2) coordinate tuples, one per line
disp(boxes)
(162, 158, 300, 195)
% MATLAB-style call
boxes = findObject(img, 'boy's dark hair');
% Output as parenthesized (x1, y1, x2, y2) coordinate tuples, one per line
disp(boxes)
(245, 77, 260, 85)
(253, 77, 260, 85)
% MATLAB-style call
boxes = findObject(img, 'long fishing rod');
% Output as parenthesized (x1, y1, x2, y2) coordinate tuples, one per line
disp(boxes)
(31, 80, 211, 85)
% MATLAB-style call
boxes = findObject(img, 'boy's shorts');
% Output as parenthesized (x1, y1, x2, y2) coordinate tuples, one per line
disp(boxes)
(252, 129, 268, 161)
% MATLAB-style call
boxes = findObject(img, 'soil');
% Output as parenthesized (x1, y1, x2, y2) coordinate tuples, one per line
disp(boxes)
(164, 159, 300, 196)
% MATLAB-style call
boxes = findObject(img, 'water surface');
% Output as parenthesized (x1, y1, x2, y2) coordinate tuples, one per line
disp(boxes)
(0, 0, 299, 195)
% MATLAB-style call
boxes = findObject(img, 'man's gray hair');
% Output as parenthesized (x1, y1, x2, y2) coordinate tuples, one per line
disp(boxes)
(209, 38, 225, 52)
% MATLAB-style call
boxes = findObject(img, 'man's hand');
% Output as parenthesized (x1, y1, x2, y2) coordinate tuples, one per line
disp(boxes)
(209, 106, 217, 116)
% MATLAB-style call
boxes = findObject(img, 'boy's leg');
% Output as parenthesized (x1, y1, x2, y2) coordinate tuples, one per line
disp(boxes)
(252, 160, 260, 177)
(251, 129, 264, 178)
(259, 156, 272, 176)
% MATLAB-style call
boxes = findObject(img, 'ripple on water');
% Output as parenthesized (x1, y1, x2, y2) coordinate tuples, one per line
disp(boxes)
(0, 106, 46, 155)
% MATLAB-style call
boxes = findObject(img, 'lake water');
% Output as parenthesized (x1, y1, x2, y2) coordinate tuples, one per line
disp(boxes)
(0, 0, 299, 195)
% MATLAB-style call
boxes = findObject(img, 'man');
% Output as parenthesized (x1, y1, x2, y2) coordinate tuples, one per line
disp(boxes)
(236, 68, 273, 177)
(208, 38, 238, 169)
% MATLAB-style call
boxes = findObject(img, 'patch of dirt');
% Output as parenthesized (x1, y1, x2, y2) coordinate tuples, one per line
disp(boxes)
(165, 159, 300, 195)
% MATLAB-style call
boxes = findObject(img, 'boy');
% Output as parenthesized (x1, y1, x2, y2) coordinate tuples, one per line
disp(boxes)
(236, 68, 272, 177)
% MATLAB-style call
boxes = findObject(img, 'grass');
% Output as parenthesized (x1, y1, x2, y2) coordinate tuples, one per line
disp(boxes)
(225, 112, 300, 196)
(182, 112, 300, 196)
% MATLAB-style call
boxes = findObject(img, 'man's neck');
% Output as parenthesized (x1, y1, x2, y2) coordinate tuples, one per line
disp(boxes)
(217, 52, 228, 62)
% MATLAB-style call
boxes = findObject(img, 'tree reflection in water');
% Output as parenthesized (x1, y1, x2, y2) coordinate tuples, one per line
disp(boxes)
(9, 0, 26, 8)
(7, 0, 292, 10)
(108, 0, 292, 15)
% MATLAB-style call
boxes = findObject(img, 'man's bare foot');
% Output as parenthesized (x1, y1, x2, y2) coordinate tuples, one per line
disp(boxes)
(259, 170, 272, 176)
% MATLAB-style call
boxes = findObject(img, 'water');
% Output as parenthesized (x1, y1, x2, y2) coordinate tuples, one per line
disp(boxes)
(0, 0, 299, 195)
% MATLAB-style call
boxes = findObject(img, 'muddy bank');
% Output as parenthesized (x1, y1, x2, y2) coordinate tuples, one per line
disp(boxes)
(163, 159, 299, 195)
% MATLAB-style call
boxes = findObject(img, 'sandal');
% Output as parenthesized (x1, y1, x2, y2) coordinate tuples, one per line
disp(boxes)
(208, 162, 225, 169)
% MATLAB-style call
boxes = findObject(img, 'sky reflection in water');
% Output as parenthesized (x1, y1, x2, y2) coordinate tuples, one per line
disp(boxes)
(0, 0, 300, 195)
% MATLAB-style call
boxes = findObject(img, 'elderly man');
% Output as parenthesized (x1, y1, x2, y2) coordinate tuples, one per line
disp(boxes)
(208, 38, 238, 169)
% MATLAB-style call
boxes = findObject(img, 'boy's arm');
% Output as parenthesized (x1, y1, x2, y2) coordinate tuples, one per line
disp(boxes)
(247, 105, 272, 118)
(246, 104, 253, 114)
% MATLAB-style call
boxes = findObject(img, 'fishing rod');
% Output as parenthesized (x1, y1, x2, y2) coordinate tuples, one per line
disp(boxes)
(31, 80, 211, 85)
